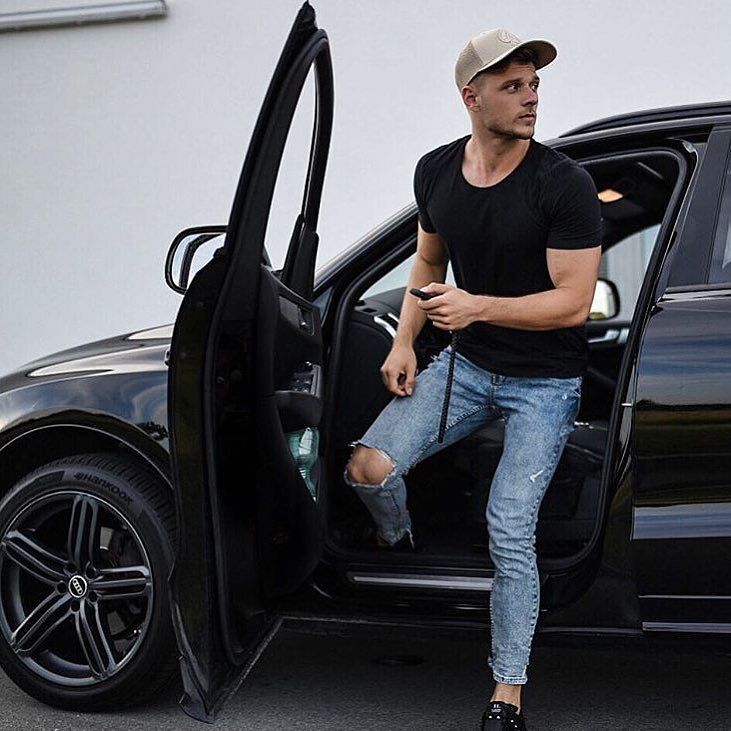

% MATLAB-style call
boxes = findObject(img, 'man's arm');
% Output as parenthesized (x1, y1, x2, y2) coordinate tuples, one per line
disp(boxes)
(379, 223, 447, 397)
(393, 223, 449, 346)
(417, 245, 601, 332)
(473, 245, 602, 330)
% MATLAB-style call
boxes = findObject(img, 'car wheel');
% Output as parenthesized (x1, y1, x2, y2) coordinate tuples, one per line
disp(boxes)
(0, 452, 177, 711)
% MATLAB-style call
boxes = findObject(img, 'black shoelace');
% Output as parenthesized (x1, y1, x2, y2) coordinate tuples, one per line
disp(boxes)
(437, 330, 458, 443)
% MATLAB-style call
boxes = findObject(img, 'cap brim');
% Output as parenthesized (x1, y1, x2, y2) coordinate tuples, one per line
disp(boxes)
(465, 38, 557, 86)
(518, 39, 557, 69)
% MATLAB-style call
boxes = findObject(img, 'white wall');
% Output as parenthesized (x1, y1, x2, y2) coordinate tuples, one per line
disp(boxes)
(1, 0, 729, 375)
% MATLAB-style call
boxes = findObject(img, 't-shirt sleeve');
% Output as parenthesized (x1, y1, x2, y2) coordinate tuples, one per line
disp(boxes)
(544, 163, 603, 250)
(413, 155, 437, 233)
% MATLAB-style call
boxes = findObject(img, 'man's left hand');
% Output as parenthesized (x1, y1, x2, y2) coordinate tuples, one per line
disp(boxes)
(417, 282, 480, 331)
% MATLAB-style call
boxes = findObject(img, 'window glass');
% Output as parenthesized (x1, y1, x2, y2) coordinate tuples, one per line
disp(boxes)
(600, 224, 660, 320)
(707, 155, 731, 285)
(262, 65, 317, 272)
(361, 251, 455, 299)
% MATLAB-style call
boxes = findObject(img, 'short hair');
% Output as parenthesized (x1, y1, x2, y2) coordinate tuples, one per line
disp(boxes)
(469, 46, 539, 87)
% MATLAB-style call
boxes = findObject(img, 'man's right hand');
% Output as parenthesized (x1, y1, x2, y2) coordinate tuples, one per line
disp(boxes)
(380, 343, 418, 397)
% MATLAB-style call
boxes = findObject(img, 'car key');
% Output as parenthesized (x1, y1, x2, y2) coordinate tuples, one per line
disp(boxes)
(410, 287, 438, 300)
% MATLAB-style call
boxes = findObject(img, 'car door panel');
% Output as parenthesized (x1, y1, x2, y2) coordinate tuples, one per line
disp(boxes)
(632, 289, 731, 624)
(167, 2, 333, 721)
(254, 267, 324, 598)
(167, 252, 266, 722)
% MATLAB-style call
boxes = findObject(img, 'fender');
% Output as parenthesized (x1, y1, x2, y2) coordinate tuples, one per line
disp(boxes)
(0, 411, 172, 494)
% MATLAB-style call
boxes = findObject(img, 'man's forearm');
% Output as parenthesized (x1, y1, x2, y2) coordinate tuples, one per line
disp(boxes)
(394, 255, 447, 346)
(474, 287, 587, 331)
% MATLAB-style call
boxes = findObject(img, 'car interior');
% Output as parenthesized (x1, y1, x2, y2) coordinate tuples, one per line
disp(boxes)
(325, 150, 682, 566)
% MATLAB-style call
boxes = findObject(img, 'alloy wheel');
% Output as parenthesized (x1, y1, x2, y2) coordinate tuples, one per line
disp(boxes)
(0, 490, 153, 685)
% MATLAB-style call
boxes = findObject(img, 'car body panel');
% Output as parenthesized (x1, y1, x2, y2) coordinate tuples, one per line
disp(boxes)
(632, 127, 731, 631)
(0, 328, 172, 485)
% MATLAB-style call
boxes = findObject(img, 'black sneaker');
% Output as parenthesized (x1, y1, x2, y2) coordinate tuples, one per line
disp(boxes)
(481, 700, 527, 730)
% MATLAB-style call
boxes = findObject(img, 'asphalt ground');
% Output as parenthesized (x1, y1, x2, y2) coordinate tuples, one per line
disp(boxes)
(0, 619, 728, 730)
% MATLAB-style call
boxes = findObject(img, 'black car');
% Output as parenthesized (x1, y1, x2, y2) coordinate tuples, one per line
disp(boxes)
(1, 2, 730, 722)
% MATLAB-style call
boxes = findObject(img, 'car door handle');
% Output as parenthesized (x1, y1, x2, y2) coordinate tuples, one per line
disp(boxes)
(588, 328, 620, 344)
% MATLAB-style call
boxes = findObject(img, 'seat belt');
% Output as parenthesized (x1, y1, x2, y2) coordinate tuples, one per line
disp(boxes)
(437, 330, 458, 443)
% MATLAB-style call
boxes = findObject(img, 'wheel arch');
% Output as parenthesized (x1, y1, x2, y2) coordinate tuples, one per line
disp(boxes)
(0, 420, 172, 501)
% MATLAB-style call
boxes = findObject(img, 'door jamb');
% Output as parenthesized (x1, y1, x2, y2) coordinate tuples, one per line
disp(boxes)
(319, 143, 693, 581)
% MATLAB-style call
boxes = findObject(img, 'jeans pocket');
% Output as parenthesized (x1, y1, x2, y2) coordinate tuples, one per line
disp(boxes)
(569, 384, 582, 426)
(546, 375, 582, 399)
(559, 378, 582, 436)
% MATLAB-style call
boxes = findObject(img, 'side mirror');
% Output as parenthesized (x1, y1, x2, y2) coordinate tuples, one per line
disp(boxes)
(165, 226, 275, 294)
(165, 226, 227, 294)
(589, 278, 620, 320)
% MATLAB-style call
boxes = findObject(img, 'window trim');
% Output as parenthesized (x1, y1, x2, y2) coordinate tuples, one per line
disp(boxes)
(664, 128, 730, 290)
(664, 281, 731, 294)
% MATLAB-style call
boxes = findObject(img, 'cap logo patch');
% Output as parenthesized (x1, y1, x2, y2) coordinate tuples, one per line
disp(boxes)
(497, 29, 520, 45)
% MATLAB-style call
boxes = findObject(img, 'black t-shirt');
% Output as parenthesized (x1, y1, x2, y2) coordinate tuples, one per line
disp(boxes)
(413, 135, 602, 378)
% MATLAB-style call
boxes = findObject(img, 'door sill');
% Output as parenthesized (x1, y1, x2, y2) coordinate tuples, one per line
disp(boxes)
(643, 621, 731, 634)
(346, 570, 493, 593)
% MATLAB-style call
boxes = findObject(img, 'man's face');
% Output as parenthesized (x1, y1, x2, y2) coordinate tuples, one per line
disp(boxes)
(466, 61, 540, 140)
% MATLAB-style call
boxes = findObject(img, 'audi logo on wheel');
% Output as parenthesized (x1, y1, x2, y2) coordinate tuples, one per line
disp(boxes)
(68, 575, 88, 599)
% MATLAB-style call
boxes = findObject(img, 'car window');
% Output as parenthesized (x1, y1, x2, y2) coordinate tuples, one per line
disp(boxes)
(262, 65, 318, 272)
(362, 228, 659, 321)
(361, 252, 456, 299)
(707, 150, 731, 285)
(600, 224, 660, 320)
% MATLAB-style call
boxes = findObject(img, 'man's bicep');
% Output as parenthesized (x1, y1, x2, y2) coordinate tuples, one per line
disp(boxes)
(546, 245, 602, 316)
(417, 223, 449, 267)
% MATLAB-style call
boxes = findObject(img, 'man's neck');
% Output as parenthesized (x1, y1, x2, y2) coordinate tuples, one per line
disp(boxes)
(464, 128, 531, 182)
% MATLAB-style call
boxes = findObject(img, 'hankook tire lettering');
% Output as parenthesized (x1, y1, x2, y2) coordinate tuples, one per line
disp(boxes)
(73, 472, 132, 504)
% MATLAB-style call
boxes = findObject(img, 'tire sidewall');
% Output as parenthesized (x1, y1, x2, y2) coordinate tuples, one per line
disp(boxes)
(0, 456, 175, 710)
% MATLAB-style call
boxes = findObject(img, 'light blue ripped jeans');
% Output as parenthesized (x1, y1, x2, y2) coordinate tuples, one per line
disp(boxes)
(342, 343, 581, 684)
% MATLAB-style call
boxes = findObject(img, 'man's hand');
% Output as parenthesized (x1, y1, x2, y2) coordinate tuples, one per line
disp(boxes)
(380, 342, 418, 397)
(417, 282, 480, 331)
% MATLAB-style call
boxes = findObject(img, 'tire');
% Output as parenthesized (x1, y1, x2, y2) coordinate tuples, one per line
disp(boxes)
(0, 452, 177, 711)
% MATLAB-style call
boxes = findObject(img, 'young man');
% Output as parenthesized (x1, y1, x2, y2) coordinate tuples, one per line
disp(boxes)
(343, 28, 602, 731)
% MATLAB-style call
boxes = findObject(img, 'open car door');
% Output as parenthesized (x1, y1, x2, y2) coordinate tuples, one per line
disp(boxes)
(167, 2, 333, 721)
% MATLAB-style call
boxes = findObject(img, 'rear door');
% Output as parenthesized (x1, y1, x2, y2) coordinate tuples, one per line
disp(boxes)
(631, 127, 731, 630)
(167, 2, 333, 721)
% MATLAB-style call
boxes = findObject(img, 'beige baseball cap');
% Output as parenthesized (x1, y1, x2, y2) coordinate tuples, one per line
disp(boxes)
(455, 28, 557, 90)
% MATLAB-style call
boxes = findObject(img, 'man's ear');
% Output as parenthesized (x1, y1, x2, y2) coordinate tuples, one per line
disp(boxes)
(462, 84, 480, 111)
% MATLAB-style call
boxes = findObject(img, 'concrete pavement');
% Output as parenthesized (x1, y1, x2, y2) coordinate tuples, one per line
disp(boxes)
(0, 619, 728, 730)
